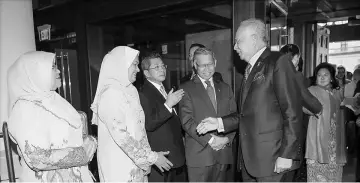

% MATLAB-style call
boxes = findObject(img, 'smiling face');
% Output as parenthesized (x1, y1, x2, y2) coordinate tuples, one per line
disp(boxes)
(128, 55, 140, 83)
(144, 57, 167, 84)
(50, 60, 61, 91)
(194, 54, 215, 80)
(316, 68, 331, 88)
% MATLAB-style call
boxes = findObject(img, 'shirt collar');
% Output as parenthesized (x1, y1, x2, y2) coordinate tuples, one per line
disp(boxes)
(197, 75, 214, 87)
(147, 79, 163, 91)
(249, 47, 266, 67)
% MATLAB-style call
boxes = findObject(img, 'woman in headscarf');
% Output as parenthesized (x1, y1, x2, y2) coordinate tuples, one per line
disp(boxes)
(304, 63, 347, 182)
(91, 46, 173, 182)
(7, 51, 97, 182)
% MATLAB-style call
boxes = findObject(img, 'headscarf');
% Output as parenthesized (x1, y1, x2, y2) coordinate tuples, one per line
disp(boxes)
(91, 46, 139, 125)
(7, 51, 81, 129)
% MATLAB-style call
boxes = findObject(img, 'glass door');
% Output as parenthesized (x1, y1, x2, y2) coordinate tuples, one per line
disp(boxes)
(267, 0, 289, 51)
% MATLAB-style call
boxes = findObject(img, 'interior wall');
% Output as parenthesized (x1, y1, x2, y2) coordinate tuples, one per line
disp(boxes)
(0, 0, 36, 179)
(185, 29, 232, 86)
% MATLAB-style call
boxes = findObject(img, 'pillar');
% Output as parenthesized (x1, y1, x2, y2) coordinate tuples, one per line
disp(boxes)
(0, 0, 36, 179)
(0, 0, 36, 127)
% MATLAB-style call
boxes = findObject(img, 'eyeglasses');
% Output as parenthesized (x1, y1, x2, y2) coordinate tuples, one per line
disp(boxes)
(148, 65, 167, 70)
(196, 63, 215, 69)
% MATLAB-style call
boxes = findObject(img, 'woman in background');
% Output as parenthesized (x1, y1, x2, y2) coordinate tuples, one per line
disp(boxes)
(305, 63, 347, 182)
(91, 46, 173, 182)
(7, 51, 97, 182)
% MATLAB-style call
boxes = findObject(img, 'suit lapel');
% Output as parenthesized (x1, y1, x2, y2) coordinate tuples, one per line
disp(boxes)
(241, 48, 271, 108)
(144, 80, 166, 103)
(193, 76, 217, 114)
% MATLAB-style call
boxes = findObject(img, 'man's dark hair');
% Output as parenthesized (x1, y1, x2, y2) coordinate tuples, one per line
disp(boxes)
(312, 62, 339, 89)
(141, 51, 162, 71)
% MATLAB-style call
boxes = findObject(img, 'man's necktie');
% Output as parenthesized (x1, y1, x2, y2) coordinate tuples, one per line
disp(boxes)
(205, 80, 217, 113)
(244, 64, 252, 81)
(160, 85, 167, 99)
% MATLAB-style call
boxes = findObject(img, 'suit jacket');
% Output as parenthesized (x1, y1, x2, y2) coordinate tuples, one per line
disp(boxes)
(295, 72, 322, 115)
(222, 48, 304, 177)
(179, 75, 237, 167)
(138, 80, 185, 168)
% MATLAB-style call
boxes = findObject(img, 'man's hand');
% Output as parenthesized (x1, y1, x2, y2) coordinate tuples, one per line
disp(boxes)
(209, 135, 228, 151)
(154, 151, 173, 172)
(196, 117, 219, 135)
(274, 157, 292, 173)
(165, 89, 185, 108)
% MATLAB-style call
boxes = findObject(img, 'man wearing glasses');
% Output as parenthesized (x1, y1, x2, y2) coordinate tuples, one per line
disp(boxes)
(179, 47, 237, 182)
(138, 52, 187, 182)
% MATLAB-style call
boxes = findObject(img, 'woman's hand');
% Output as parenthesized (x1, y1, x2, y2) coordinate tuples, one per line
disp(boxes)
(83, 135, 97, 162)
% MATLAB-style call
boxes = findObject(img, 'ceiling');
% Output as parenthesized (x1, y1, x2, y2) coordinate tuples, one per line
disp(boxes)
(32, 0, 360, 44)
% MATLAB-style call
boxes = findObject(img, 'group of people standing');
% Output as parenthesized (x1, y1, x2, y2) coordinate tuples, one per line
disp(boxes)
(6, 18, 348, 182)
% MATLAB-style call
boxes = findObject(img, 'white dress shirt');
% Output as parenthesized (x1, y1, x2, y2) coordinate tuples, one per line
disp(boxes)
(248, 47, 267, 72)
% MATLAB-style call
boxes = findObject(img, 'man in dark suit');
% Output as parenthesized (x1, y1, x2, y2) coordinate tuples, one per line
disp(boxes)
(138, 52, 187, 182)
(179, 47, 237, 182)
(180, 43, 223, 84)
(197, 18, 303, 182)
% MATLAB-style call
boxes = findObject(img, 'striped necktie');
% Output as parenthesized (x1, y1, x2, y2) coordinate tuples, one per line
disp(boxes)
(205, 80, 217, 113)
(244, 64, 252, 81)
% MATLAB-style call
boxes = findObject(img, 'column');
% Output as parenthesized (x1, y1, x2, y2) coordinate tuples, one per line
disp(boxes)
(0, 0, 36, 180)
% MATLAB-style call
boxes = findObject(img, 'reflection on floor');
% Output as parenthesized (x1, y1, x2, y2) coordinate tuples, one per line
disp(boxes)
(343, 152, 356, 182)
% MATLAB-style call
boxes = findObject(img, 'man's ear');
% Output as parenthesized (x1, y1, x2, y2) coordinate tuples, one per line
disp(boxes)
(143, 70, 150, 78)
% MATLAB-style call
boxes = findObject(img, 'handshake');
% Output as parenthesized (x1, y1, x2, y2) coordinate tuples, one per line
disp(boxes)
(196, 117, 229, 151)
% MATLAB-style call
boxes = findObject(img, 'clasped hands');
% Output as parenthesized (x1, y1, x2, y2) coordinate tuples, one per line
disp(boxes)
(196, 117, 228, 151)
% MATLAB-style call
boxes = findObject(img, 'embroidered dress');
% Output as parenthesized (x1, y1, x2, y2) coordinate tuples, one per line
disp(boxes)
(91, 46, 158, 182)
(7, 51, 94, 182)
(305, 86, 346, 182)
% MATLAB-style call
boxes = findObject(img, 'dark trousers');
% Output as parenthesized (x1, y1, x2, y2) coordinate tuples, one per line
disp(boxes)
(187, 164, 232, 182)
(241, 166, 295, 182)
(148, 165, 187, 182)
(356, 126, 360, 181)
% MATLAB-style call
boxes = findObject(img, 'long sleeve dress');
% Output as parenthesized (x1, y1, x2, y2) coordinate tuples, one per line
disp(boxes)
(305, 86, 347, 182)
(8, 99, 94, 182)
(96, 86, 158, 182)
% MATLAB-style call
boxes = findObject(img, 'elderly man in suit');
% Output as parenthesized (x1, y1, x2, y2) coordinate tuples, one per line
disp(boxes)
(179, 47, 237, 182)
(138, 52, 187, 182)
(180, 43, 223, 84)
(197, 18, 304, 182)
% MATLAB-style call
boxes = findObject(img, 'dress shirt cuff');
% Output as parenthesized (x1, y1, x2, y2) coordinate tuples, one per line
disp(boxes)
(164, 103, 173, 113)
(208, 137, 214, 144)
(217, 118, 225, 132)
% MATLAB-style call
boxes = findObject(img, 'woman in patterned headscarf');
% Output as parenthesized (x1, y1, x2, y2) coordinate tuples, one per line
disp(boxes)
(91, 46, 173, 182)
(7, 51, 97, 182)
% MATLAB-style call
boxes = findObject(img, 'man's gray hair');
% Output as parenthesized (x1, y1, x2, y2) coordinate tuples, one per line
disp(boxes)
(193, 47, 216, 64)
(240, 18, 267, 43)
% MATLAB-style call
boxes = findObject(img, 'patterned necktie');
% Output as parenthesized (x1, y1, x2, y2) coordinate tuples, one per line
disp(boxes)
(160, 85, 167, 99)
(205, 80, 217, 113)
(244, 64, 252, 81)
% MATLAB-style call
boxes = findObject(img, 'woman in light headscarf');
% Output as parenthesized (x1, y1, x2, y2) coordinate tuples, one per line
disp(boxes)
(91, 46, 173, 182)
(7, 51, 97, 182)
